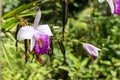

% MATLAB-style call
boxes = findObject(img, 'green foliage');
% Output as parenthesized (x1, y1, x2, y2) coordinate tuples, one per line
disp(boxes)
(2, 0, 120, 79)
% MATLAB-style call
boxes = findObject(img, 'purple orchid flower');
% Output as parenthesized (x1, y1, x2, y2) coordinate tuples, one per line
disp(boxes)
(82, 43, 101, 59)
(98, 0, 120, 15)
(17, 10, 53, 55)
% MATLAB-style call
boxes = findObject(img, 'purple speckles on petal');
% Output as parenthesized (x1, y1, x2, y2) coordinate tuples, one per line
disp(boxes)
(34, 35, 50, 55)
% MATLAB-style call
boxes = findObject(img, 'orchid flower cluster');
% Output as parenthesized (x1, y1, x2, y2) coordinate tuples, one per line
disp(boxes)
(98, 0, 120, 14)
(17, 9, 101, 64)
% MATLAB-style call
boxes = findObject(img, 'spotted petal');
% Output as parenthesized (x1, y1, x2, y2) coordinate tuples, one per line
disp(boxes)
(17, 26, 34, 40)
(107, 0, 114, 14)
(37, 24, 53, 36)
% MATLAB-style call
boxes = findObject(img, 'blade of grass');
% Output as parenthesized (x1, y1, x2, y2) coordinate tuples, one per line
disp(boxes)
(1, 42, 12, 70)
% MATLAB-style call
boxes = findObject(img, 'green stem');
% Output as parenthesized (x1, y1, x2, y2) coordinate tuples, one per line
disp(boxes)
(91, 57, 94, 80)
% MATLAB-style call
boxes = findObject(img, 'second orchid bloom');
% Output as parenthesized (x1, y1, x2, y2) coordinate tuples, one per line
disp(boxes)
(83, 43, 101, 59)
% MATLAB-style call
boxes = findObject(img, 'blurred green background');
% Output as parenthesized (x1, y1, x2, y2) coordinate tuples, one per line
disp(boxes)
(2, 0, 120, 80)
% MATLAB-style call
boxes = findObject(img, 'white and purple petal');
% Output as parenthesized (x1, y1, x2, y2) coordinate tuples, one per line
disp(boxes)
(17, 26, 34, 40)
(37, 25, 53, 36)
(83, 43, 101, 59)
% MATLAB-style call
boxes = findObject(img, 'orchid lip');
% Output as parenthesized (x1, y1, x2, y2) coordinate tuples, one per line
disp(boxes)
(34, 35, 50, 55)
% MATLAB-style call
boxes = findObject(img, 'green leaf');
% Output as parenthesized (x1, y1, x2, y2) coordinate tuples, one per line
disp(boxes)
(100, 60, 111, 65)
(59, 66, 70, 71)
(2, 18, 18, 30)
(3, 4, 27, 18)
(3, 0, 41, 18)
(19, 10, 37, 17)
(68, 53, 80, 69)
(114, 62, 120, 67)
(1, 42, 12, 70)
(5, 32, 15, 41)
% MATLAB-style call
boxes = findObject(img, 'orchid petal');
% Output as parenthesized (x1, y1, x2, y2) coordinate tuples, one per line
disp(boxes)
(37, 24, 53, 36)
(34, 9, 41, 28)
(98, 0, 105, 3)
(107, 0, 115, 14)
(33, 30, 41, 41)
(83, 43, 101, 59)
(30, 38, 35, 52)
(17, 26, 34, 40)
